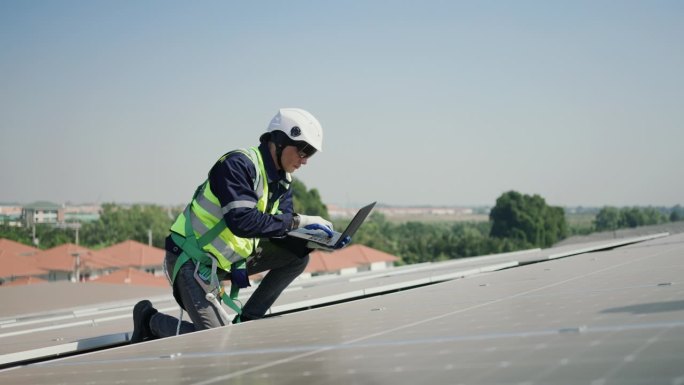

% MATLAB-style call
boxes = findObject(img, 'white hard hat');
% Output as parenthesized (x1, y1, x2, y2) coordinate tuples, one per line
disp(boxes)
(265, 108, 323, 152)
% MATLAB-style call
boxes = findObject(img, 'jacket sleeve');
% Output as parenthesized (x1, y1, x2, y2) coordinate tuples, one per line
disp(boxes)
(278, 188, 294, 215)
(208, 153, 293, 238)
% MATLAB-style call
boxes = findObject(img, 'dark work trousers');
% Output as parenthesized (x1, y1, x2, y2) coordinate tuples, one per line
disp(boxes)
(149, 238, 310, 338)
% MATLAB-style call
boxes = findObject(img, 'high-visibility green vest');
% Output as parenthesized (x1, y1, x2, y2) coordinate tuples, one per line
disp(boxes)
(170, 147, 287, 274)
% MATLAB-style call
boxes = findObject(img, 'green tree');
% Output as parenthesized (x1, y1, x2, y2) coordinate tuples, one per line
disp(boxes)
(621, 207, 647, 228)
(80, 204, 175, 248)
(347, 212, 397, 254)
(544, 206, 568, 247)
(0, 224, 78, 249)
(34, 225, 76, 248)
(451, 225, 487, 258)
(597, 205, 674, 231)
(489, 191, 567, 248)
(0, 225, 33, 245)
(72, 180, 327, 249)
(641, 207, 666, 225)
(343, 211, 539, 266)
(594, 207, 621, 231)
(291, 178, 329, 217)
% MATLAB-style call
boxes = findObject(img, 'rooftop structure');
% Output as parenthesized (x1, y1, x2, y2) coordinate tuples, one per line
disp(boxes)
(101, 240, 165, 275)
(0, 232, 681, 384)
(0, 239, 44, 284)
(306, 244, 398, 276)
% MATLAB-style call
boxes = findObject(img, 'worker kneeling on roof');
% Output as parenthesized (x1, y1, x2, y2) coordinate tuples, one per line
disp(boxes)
(131, 108, 349, 343)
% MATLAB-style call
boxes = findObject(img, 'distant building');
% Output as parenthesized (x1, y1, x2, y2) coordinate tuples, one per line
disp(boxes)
(304, 244, 399, 277)
(327, 204, 358, 219)
(21, 201, 64, 226)
(101, 240, 165, 277)
(374, 206, 472, 217)
(0, 238, 168, 286)
(0, 238, 46, 285)
(3, 202, 101, 228)
(33, 243, 121, 282)
(1, 237, 399, 287)
(0, 204, 22, 226)
(63, 204, 101, 222)
(327, 203, 475, 219)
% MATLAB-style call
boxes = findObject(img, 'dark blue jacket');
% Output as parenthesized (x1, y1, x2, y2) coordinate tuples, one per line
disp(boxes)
(208, 142, 294, 238)
(167, 142, 294, 254)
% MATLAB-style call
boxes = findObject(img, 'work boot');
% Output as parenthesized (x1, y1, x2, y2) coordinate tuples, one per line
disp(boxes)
(232, 313, 258, 324)
(131, 300, 158, 344)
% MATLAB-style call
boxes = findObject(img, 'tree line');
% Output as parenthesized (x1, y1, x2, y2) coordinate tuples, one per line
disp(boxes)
(0, 203, 180, 249)
(0, 180, 328, 250)
(594, 205, 683, 231)
(2, 184, 681, 266)
(348, 190, 567, 265)
(334, 192, 682, 265)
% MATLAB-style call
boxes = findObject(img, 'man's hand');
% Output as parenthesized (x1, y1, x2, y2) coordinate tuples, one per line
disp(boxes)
(335, 236, 351, 249)
(230, 268, 250, 288)
(306, 235, 351, 250)
(297, 215, 334, 237)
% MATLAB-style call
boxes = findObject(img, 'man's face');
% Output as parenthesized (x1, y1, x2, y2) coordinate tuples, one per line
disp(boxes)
(280, 145, 310, 173)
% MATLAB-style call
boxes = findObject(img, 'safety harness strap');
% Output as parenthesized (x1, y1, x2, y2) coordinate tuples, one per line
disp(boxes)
(170, 185, 244, 321)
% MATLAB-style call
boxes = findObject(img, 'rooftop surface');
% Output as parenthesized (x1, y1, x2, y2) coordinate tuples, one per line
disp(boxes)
(0, 232, 682, 384)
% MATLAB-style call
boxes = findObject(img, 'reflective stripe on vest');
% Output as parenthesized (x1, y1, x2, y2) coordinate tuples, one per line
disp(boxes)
(170, 147, 286, 272)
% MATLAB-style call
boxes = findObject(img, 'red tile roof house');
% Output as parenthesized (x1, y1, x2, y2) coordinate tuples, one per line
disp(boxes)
(2, 239, 400, 287)
(33, 243, 122, 282)
(101, 240, 166, 277)
(0, 238, 47, 285)
(1, 239, 168, 286)
(304, 244, 399, 278)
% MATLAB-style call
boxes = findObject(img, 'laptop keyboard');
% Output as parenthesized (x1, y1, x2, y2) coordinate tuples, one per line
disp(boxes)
(310, 234, 333, 243)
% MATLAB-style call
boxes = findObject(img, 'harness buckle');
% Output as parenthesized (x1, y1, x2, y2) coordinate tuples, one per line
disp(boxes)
(193, 255, 232, 323)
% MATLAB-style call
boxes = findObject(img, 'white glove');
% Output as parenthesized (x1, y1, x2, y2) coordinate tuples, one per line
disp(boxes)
(297, 215, 333, 232)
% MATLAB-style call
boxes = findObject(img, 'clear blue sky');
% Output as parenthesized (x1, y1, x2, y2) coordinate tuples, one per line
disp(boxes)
(1, 1, 682, 208)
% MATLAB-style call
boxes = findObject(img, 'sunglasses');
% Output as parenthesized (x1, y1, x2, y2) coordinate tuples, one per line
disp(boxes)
(295, 142, 317, 159)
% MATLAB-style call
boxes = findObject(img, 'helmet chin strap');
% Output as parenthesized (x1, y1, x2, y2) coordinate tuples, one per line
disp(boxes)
(275, 143, 285, 170)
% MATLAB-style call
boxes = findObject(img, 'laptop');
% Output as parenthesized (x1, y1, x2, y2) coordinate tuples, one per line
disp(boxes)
(288, 202, 377, 249)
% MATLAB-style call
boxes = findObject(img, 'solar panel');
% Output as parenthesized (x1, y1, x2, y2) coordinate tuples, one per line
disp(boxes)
(1, 232, 681, 384)
(1, 233, 665, 366)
